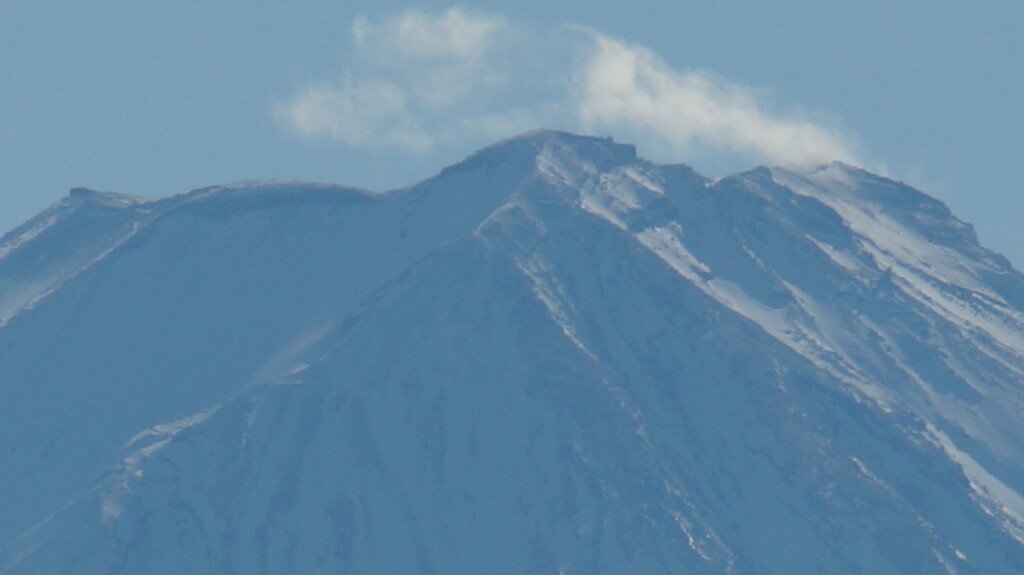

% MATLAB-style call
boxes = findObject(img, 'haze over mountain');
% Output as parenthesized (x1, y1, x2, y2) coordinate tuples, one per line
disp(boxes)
(2, 130, 1024, 573)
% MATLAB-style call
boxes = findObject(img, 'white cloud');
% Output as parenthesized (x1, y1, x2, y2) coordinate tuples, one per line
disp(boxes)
(276, 8, 860, 170)
(275, 7, 552, 152)
(573, 33, 858, 168)
(278, 81, 431, 151)
(351, 7, 507, 64)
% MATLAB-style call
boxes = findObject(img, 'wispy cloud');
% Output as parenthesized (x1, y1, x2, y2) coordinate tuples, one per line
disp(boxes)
(573, 32, 858, 167)
(275, 7, 559, 152)
(282, 80, 432, 151)
(276, 7, 859, 170)
(351, 7, 506, 65)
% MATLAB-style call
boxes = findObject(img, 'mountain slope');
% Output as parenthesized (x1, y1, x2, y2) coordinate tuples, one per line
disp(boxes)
(2, 131, 1024, 573)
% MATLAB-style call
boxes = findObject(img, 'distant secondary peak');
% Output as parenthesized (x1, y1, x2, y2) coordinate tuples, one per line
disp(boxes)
(772, 162, 979, 250)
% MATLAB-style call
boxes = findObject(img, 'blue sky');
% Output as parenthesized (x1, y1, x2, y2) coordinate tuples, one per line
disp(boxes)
(3, 1, 1023, 266)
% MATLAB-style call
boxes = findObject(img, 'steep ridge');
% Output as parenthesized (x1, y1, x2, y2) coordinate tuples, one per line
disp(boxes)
(0, 188, 154, 327)
(2, 131, 1024, 573)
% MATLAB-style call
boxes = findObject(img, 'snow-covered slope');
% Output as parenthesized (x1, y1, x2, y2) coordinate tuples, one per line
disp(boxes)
(2, 131, 1024, 573)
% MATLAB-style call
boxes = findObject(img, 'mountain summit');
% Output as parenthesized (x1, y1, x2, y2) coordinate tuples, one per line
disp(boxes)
(2, 131, 1024, 573)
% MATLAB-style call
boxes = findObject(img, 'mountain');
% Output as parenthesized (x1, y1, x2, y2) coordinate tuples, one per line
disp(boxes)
(2, 130, 1024, 573)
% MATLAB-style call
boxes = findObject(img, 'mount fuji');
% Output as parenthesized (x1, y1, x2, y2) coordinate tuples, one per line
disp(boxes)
(2, 130, 1024, 573)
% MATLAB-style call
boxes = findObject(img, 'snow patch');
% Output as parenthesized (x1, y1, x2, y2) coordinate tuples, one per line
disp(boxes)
(635, 224, 711, 282)
(927, 424, 1024, 545)
(0, 221, 147, 327)
(0, 213, 62, 262)
(635, 220, 892, 407)
(516, 252, 596, 359)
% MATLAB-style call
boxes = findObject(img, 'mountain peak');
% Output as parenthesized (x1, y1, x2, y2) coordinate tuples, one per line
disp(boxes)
(494, 128, 637, 156)
(4, 131, 1024, 573)
(66, 187, 148, 209)
(439, 129, 639, 178)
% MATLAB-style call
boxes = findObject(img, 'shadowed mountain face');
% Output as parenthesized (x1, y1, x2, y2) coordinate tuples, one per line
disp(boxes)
(2, 131, 1024, 573)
